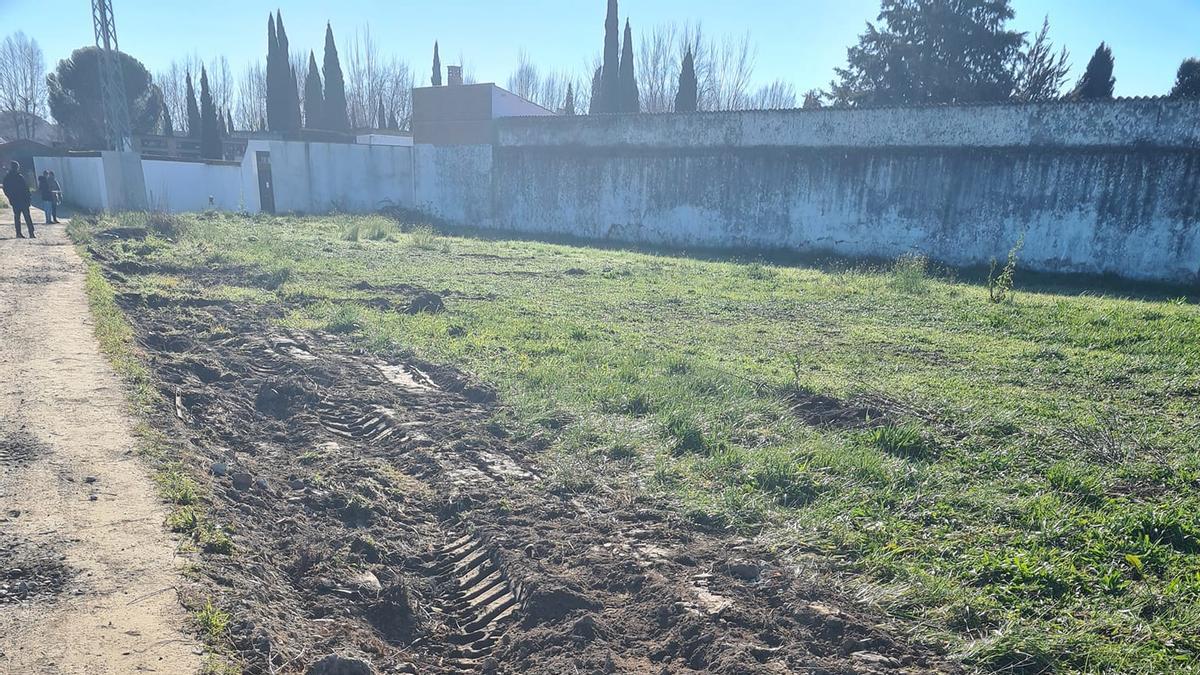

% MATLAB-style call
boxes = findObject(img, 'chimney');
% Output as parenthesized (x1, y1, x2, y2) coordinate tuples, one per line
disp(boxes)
(447, 65, 463, 86)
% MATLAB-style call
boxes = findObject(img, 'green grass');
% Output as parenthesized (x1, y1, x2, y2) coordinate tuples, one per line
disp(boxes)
(82, 211, 1200, 674)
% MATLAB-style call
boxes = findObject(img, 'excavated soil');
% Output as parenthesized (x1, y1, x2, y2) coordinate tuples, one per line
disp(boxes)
(94, 241, 956, 674)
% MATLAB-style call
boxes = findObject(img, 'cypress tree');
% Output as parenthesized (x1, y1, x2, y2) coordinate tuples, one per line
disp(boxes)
(304, 50, 324, 128)
(674, 50, 697, 112)
(599, 0, 620, 113)
(276, 12, 301, 131)
(1072, 42, 1115, 100)
(376, 98, 386, 130)
(266, 13, 280, 131)
(388, 111, 399, 130)
(185, 71, 201, 137)
(589, 66, 602, 114)
(564, 83, 576, 115)
(322, 23, 349, 131)
(432, 42, 442, 86)
(618, 19, 640, 113)
(226, 109, 234, 134)
(162, 107, 174, 137)
(199, 67, 223, 160)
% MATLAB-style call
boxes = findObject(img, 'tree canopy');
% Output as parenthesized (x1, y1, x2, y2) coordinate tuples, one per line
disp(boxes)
(46, 46, 163, 149)
(198, 66, 222, 159)
(1169, 58, 1200, 99)
(618, 19, 640, 113)
(829, 0, 1024, 106)
(303, 51, 324, 128)
(1071, 42, 1115, 100)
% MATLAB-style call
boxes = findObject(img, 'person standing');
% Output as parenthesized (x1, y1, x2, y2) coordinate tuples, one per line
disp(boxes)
(38, 171, 54, 224)
(2, 161, 35, 238)
(48, 171, 62, 223)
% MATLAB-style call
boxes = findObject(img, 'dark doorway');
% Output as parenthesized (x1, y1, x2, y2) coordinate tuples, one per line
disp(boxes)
(256, 151, 275, 214)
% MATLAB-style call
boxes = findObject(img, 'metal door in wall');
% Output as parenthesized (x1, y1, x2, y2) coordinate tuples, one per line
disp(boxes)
(256, 151, 275, 214)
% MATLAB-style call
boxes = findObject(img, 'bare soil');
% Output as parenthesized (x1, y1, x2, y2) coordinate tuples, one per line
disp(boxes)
(0, 220, 200, 673)
(88, 226, 959, 674)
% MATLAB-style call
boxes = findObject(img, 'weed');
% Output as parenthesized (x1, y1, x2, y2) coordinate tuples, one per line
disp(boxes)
(744, 261, 775, 280)
(326, 304, 364, 334)
(255, 265, 292, 290)
(146, 211, 189, 239)
(890, 253, 930, 294)
(194, 599, 231, 641)
(988, 236, 1025, 303)
(156, 469, 199, 505)
(865, 422, 935, 460)
(409, 224, 440, 250)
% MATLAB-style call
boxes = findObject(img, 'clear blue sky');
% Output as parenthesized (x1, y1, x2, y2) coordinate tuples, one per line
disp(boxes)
(1, 0, 1196, 96)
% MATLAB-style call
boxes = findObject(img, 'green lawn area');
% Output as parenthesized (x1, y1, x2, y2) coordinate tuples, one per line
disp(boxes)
(87, 211, 1200, 673)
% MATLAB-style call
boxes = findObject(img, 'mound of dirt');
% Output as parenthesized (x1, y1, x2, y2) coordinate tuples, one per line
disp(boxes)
(405, 292, 445, 314)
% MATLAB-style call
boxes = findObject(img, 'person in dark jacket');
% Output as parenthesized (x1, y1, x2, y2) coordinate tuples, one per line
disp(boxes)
(2, 161, 35, 238)
(38, 171, 54, 224)
(48, 171, 61, 223)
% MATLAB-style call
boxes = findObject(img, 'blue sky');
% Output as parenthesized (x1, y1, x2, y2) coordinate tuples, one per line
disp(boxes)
(1, 0, 1196, 97)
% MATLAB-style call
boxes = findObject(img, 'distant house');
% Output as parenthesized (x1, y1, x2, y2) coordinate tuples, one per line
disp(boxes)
(413, 69, 554, 145)
(0, 139, 57, 180)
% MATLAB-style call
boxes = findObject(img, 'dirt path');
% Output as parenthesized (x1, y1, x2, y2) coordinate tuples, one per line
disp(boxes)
(0, 217, 200, 674)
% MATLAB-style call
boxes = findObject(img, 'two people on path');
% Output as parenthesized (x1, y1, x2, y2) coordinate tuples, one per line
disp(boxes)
(3, 161, 35, 239)
(37, 170, 61, 224)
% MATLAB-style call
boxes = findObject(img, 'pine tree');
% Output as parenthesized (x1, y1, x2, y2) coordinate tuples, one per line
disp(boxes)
(589, 66, 603, 114)
(564, 83, 576, 115)
(1170, 58, 1200, 98)
(376, 98, 386, 130)
(674, 50, 697, 112)
(185, 71, 201, 137)
(162, 107, 174, 137)
(1072, 42, 1115, 100)
(322, 23, 349, 132)
(199, 67, 223, 160)
(599, 0, 620, 113)
(304, 50, 324, 129)
(618, 19, 640, 113)
(432, 42, 442, 86)
(266, 13, 280, 131)
(276, 12, 301, 131)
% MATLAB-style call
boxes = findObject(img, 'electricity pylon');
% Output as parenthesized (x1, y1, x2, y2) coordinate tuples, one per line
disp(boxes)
(92, 0, 133, 151)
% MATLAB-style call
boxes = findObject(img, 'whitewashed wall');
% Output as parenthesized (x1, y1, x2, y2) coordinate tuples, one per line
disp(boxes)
(143, 159, 245, 213)
(252, 140, 413, 213)
(487, 99, 1200, 283)
(32, 154, 108, 210)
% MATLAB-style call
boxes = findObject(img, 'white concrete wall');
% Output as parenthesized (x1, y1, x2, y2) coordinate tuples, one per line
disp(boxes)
(258, 140, 413, 213)
(485, 100, 1200, 283)
(32, 155, 109, 210)
(413, 144, 492, 225)
(143, 159, 245, 213)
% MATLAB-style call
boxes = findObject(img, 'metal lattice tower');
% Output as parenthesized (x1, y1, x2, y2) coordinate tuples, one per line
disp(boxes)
(92, 0, 132, 150)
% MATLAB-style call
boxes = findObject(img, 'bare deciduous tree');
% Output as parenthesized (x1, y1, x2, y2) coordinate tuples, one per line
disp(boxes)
(506, 51, 597, 113)
(635, 23, 766, 112)
(750, 80, 797, 110)
(236, 62, 267, 131)
(0, 32, 48, 140)
(342, 26, 413, 129)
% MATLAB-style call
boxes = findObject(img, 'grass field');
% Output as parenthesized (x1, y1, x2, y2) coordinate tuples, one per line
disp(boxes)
(85, 211, 1200, 673)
